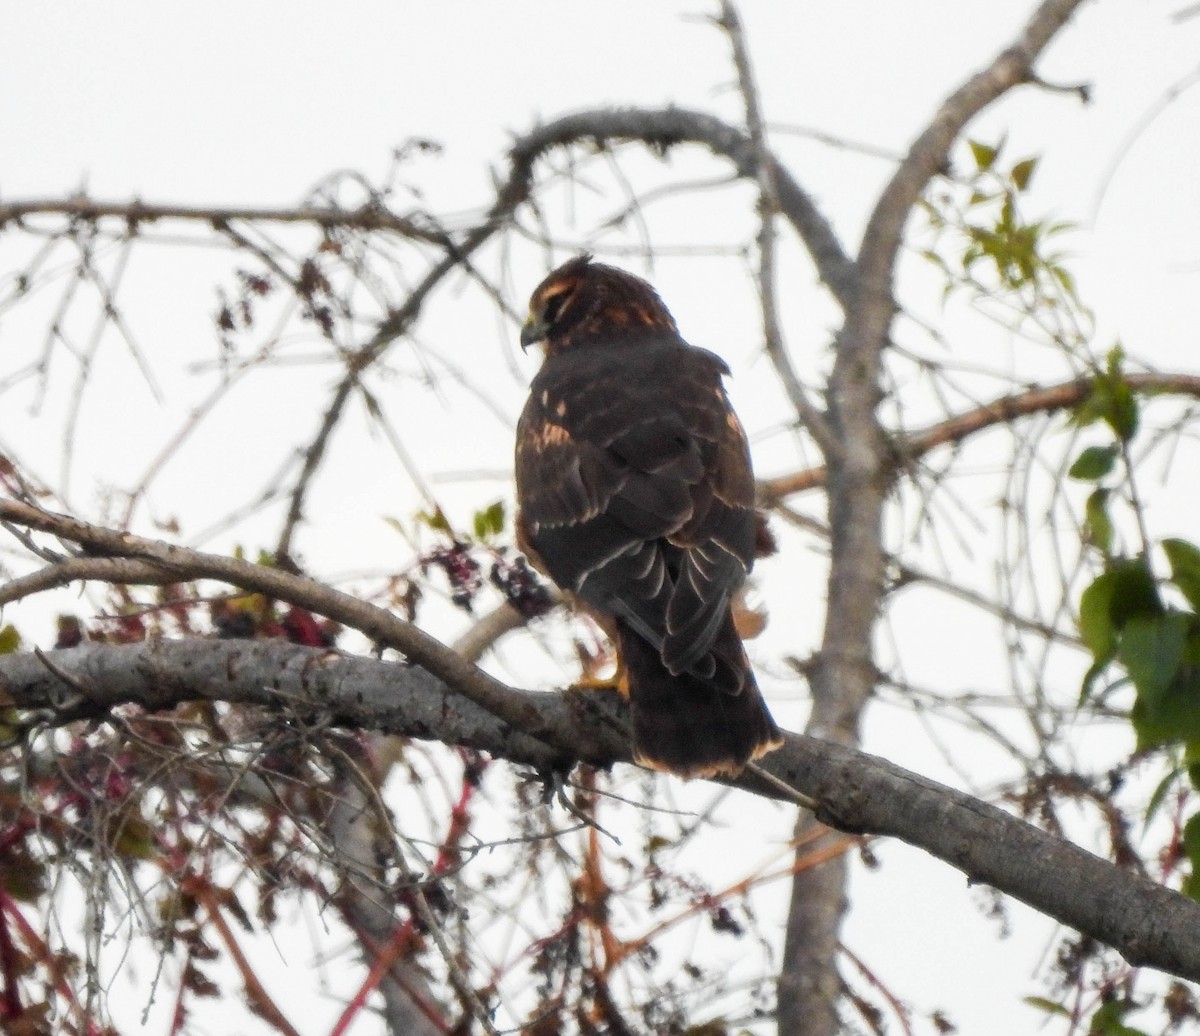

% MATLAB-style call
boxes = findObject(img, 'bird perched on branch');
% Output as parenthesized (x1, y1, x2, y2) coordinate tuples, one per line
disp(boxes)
(514, 255, 781, 777)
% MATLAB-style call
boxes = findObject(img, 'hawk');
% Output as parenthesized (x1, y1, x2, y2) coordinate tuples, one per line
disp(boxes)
(514, 255, 782, 777)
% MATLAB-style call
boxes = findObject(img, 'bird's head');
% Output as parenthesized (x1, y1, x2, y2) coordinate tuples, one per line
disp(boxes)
(520, 254, 678, 356)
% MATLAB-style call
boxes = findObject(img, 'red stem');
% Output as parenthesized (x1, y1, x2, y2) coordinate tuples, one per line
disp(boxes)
(327, 751, 485, 1036)
(0, 892, 23, 1020)
(0, 889, 106, 1035)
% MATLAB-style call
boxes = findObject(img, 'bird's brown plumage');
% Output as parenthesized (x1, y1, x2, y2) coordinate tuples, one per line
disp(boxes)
(514, 255, 782, 777)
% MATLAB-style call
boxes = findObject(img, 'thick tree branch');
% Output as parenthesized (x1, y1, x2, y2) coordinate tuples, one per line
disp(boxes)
(0, 638, 1197, 985)
(0, 498, 558, 751)
(783, 4, 1089, 1033)
(898, 372, 1200, 459)
(2, 108, 859, 311)
(451, 599, 555, 665)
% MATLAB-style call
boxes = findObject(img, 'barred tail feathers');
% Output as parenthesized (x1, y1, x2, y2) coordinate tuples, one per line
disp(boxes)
(616, 618, 781, 778)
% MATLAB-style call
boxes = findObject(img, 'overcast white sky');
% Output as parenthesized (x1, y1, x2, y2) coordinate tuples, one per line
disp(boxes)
(2, 3, 1200, 1033)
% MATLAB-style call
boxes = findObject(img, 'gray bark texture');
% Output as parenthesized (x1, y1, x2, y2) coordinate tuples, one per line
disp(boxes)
(2, 638, 1199, 987)
(776, 1, 1089, 1031)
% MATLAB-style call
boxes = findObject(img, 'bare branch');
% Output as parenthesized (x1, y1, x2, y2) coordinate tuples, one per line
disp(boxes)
(509, 107, 859, 309)
(900, 373, 1200, 460)
(858, 0, 1087, 307)
(276, 372, 357, 562)
(451, 600, 550, 665)
(718, 0, 838, 459)
(783, 6, 1090, 1033)
(0, 196, 449, 244)
(758, 371, 1200, 504)
(0, 498, 554, 749)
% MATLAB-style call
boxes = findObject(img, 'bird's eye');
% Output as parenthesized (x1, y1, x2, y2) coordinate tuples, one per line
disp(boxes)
(541, 285, 571, 326)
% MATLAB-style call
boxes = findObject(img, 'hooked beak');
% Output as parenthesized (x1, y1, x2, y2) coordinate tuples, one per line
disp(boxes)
(520, 315, 546, 351)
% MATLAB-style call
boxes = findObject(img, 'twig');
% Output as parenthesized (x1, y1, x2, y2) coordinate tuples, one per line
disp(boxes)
(31, 647, 93, 710)
(510, 107, 859, 310)
(0, 555, 179, 607)
(188, 878, 303, 1036)
(718, 0, 838, 458)
(325, 742, 500, 1036)
(758, 371, 1200, 503)
(0, 196, 448, 244)
(276, 372, 358, 562)
(841, 941, 916, 1036)
(0, 498, 556, 747)
(745, 760, 818, 812)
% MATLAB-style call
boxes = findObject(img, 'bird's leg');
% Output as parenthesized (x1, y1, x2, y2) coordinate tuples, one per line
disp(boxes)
(569, 660, 627, 694)
(569, 619, 626, 693)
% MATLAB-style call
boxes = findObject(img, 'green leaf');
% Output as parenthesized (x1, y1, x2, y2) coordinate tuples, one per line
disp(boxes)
(1080, 662, 1113, 710)
(1087, 999, 1150, 1036)
(1134, 682, 1200, 750)
(1129, 617, 1200, 748)
(1106, 343, 1126, 376)
(1119, 612, 1188, 703)
(1, 852, 47, 902)
(472, 500, 506, 542)
(1069, 445, 1118, 481)
(1071, 351, 1140, 443)
(416, 508, 453, 535)
(1010, 157, 1038, 192)
(1106, 381, 1139, 441)
(1099, 385, 1135, 440)
(1086, 345, 1139, 441)
(0, 625, 20, 655)
(1079, 575, 1118, 660)
(111, 815, 156, 861)
(1144, 764, 1183, 826)
(1052, 263, 1079, 302)
(1108, 560, 1162, 625)
(1182, 870, 1200, 902)
(1182, 813, 1200, 873)
(1184, 740, 1200, 789)
(968, 139, 998, 171)
(1164, 538, 1200, 611)
(1084, 489, 1114, 555)
(1078, 560, 1160, 661)
(1071, 388, 1107, 429)
(1023, 996, 1070, 1018)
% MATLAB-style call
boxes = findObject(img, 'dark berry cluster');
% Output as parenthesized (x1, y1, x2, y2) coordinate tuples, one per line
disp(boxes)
(490, 552, 554, 618)
(422, 542, 483, 611)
